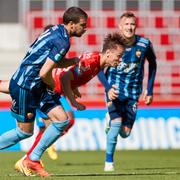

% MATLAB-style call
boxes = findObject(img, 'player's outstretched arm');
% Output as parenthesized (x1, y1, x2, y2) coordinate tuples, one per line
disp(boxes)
(60, 71, 86, 111)
(0, 80, 10, 94)
(57, 57, 80, 68)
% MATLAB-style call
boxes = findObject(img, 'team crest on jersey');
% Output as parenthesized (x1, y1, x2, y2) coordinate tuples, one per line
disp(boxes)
(107, 101, 112, 107)
(27, 112, 34, 119)
(136, 49, 141, 58)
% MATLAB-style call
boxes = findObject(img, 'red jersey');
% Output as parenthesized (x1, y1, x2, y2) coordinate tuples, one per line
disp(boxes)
(53, 52, 101, 95)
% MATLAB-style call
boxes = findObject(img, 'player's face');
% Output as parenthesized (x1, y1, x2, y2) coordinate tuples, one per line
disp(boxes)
(106, 46, 124, 67)
(72, 18, 87, 37)
(118, 17, 136, 40)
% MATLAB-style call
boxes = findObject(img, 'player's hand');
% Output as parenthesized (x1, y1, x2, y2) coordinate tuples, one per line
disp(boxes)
(72, 101, 86, 111)
(73, 57, 80, 65)
(108, 84, 119, 100)
(73, 88, 81, 98)
(143, 90, 153, 105)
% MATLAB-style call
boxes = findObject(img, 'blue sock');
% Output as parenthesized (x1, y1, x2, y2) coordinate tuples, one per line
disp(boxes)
(30, 120, 69, 161)
(0, 127, 32, 150)
(106, 121, 121, 163)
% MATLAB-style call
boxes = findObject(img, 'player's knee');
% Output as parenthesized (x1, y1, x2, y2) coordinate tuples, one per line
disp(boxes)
(16, 127, 33, 140)
(64, 118, 75, 132)
(119, 126, 131, 138)
(119, 131, 130, 138)
(52, 120, 70, 131)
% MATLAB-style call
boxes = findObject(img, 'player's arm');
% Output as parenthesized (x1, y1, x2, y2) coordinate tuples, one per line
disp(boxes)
(97, 70, 119, 100)
(39, 58, 57, 90)
(143, 41, 157, 105)
(72, 87, 81, 98)
(60, 71, 86, 110)
(57, 57, 80, 68)
(97, 70, 111, 92)
(40, 41, 71, 90)
(0, 80, 10, 94)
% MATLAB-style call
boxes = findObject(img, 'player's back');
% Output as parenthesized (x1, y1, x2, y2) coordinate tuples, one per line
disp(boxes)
(12, 25, 70, 90)
(70, 52, 101, 88)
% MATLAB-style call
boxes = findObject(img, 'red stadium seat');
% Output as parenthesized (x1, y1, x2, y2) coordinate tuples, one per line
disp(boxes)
(136, 17, 140, 28)
(171, 72, 180, 78)
(106, 17, 116, 28)
(87, 34, 97, 45)
(87, 17, 92, 28)
(33, 17, 44, 28)
(166, 51, 175, 61)
(57, 17, 63, 24)
(160, 34, 170, 45)
(155, 17, 165, 28)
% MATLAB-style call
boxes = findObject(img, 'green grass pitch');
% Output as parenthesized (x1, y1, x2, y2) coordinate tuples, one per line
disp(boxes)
(0, 150, 180, 179)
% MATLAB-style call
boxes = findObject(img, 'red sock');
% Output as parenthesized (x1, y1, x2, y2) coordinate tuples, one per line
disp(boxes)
(27, 128, 44, 157)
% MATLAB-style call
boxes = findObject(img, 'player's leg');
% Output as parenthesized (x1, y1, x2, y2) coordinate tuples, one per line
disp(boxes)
(104, 99, 123, 172)
(23, 92, 70, 176)
(119, 100, 137, 138)
(104, 112, 111, 134)
(15, 114, 46, 176)
(59, 96, 75, 136)
(41, 117, 59, 160)
(0, 80, 9, 94)
(44, 95, 74, 160)
(0, 79, 35, 150)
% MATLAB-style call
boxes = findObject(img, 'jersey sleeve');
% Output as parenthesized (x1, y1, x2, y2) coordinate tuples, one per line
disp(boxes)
(97, 70, 111, 92)
(146, 41, 157, 96)
(48, 40, 70, 63)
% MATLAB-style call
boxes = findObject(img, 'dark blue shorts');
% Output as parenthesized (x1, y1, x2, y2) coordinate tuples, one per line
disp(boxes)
(9, 79, 61, 122)
(36, 95, 73, 128)
(107, 98, 138, 129)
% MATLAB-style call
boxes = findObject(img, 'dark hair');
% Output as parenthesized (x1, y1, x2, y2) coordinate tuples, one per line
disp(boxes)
(120, 12, 136, 20)
(63, 6, 88, 25)
(102, 33, 125, 53)
(43, 24, 54, 31)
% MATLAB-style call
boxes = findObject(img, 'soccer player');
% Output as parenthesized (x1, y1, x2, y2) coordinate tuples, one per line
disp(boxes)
(0, 6, 88, 177)
(0, 32, 125, 176)
(98, 12, 157, 172)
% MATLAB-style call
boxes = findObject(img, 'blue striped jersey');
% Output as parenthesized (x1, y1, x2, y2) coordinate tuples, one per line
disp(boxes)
(104, 35, 157, 100)
(12, 24, 70, 90)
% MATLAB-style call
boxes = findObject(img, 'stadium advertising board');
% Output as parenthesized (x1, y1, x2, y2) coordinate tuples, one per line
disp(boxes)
(0, 108, 179, 151)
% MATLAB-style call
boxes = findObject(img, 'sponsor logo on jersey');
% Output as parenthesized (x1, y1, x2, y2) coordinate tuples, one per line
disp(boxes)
(60, 49, 66, 56)
(137, 42, 146, 48)
(55, 54, 61, 61)
(126, 48, 132, 51)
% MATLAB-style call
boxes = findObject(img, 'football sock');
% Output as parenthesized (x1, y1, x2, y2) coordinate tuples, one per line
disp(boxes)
(106, 121, 121, 162)
(27, 128, 44, 157)
(61, 118, 75, 136)
(0, 127, 32, 150)
(29, 120, 69, 161)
